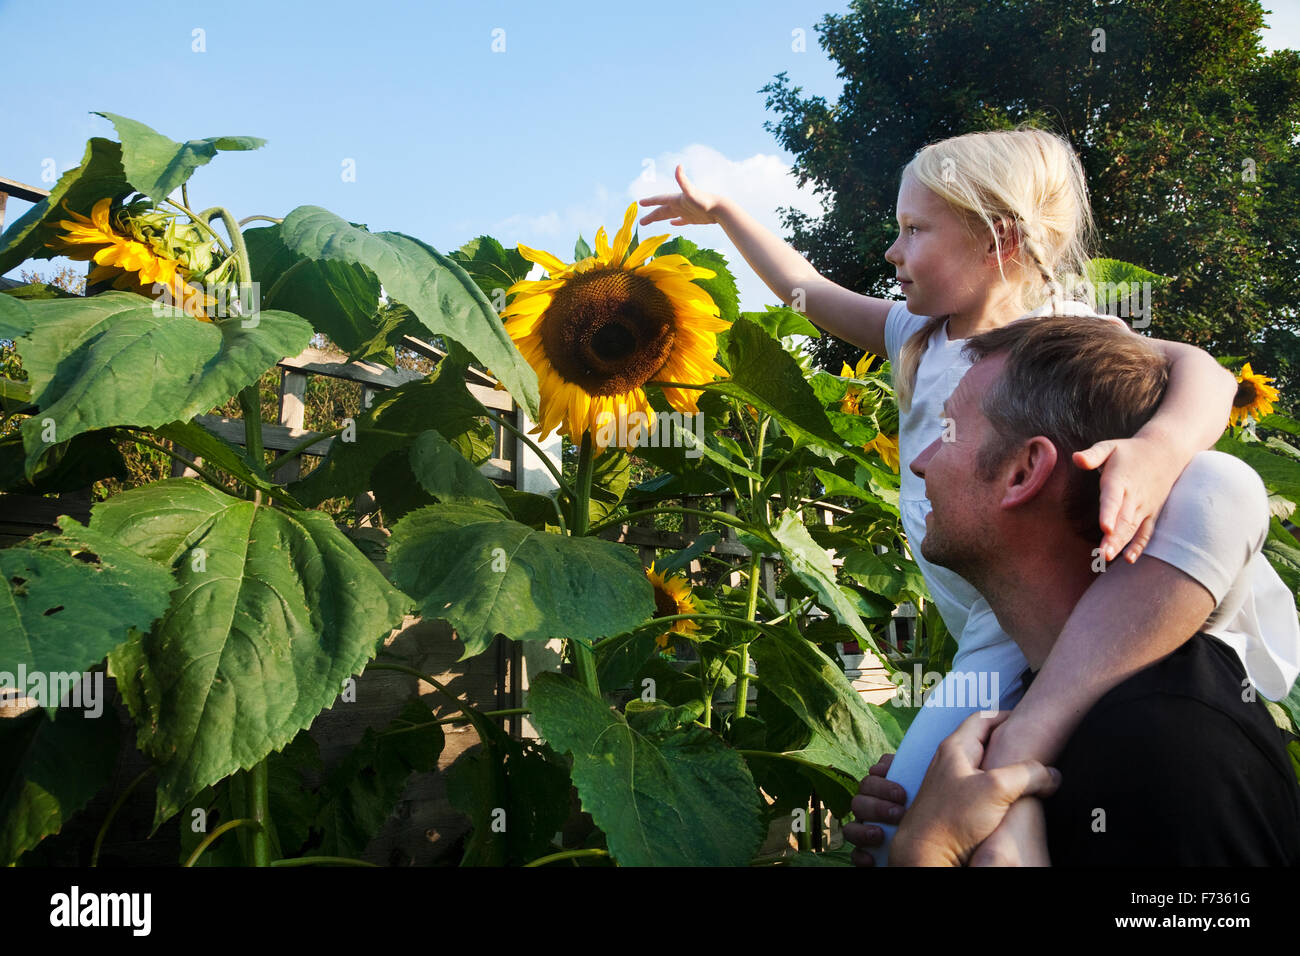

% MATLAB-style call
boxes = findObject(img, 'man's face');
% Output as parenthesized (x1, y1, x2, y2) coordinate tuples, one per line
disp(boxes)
(909, 355, 1007, 576)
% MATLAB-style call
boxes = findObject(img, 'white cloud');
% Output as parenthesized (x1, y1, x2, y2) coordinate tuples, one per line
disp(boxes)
(629, 144, 827, 311)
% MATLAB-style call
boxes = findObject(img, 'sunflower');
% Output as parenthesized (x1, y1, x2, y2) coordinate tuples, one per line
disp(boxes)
(1230, 363, 1280, 428)
(503, 203, 730, 453)
(45, 198, 213, 320)
(646, 562, 701, 650)
(840, 351, 899, 471)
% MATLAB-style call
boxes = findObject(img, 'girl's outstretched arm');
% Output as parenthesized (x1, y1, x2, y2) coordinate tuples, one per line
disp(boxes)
(640, 165, 894, 356)
(1077, 338, 1236, 563)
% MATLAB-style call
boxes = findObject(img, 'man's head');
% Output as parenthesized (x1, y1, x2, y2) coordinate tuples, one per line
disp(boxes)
(911, 315, 1170, 582)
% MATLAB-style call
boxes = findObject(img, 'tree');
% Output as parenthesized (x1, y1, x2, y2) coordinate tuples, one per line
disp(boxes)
(762, 0, 1300, 393)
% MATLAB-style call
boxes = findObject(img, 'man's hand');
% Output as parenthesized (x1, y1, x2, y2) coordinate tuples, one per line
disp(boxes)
(844, 753, 906, 867)
(891, 712, 1061, 866)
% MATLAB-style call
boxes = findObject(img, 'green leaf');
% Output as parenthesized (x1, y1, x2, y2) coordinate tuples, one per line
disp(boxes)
(288, 358, 493, 508)
(741, 306, 820, 340)
(0, 704, 119, 865)
(276, 206, 539, 419)
(702, 318, 866, 466)
(749, 625, 902, 782)
(0, 137, 132, 276)
(94, 112, 265, 203)
(655, 532, 721, 575)
(0, 431, 126, 495)
(449, 237, 534, 303)
(446, 710, 571, 866)
(15, 292, 313, 477)
(595, 629, 663, 692)
(388, 502, 654, 660)
(311, 699, 444, 859)
(574, 235, 593, 262)
(840, 546, 928, 602)
(244, 224, 396, 363)
(1214, 435, 1300, 502)
(0, 516, 174, 687)
(1084, 257, 1171, 290)
(409, 428, 508, 515)
(95, 479, 411, 827)
(0, 292, 33, 341)
(741, 749, 859, 817)
(656, 237, 740, 324)
(151, 419, 300, 506)
(1263, 518, 1300, 618)
(770, 509, 880, 654)
(529, 673, 764, 866)
(588, 447, 631, 524)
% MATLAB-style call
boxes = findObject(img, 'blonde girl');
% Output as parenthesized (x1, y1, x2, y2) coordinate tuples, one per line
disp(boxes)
(639, 126, 1300, 863)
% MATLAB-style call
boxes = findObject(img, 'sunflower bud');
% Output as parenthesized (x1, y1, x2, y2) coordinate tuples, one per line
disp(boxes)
(876, 398, 899, 436)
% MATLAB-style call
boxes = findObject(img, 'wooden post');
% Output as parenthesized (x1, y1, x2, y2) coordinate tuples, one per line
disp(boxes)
(273, 369, 308, 484)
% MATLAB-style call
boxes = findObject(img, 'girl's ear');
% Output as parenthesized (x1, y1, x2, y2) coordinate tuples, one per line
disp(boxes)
(986, 216, 1021, 264)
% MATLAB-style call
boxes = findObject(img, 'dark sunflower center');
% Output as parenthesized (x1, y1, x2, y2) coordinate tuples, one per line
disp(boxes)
(652, 584, 679, 619)
(540, 269, 678, 396)
(1234, 381, 1258, 408)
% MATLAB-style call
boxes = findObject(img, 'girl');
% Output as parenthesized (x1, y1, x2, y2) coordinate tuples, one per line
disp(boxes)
(639, 127, 1300, 864)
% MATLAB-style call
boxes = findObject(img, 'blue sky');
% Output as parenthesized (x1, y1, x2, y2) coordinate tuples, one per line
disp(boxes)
(2, 0, 1297, 310)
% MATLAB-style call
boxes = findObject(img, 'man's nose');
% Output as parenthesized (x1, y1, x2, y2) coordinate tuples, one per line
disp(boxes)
(910, 437, 939, 479)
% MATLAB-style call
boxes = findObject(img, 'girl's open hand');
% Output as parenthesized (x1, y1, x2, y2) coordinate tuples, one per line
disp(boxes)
(1073, 434, 1181, 564)
(639, 165, 720, 227)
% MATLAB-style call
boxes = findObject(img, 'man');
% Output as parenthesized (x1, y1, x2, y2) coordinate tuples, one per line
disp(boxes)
(867, 315, 1300, 865)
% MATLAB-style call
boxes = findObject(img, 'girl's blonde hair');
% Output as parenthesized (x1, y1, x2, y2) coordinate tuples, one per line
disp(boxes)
(893, 126, 1096, 410)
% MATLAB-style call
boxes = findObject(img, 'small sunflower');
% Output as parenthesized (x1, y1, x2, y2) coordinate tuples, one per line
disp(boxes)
(646, 561, 700, 650)
(503, 203, 730, 453)
(45, 198, 213, 320)
(1231, 363, 1280, 428)
(840, 351, 899, 471)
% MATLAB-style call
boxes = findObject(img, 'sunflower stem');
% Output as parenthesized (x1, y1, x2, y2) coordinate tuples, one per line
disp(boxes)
(248, 759, 271, 867)
(734, 553, 762, 719)
(588, 506, 770, 544)
(163, 199, 233, 260)
(569, 433, 601, 697)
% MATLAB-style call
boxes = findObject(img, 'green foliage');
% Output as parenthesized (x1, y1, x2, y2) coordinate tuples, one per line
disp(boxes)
(764, 0, 1300, 385)
(529, 673, 765, 866)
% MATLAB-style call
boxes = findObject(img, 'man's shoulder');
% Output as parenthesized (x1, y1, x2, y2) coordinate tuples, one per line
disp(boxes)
(1045, 634, 1300, 865)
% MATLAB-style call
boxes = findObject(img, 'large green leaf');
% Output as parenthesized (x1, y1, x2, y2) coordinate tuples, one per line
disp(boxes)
(0, 516, 174, 686)
(388, 501, 654, 660)
(699, 318, 867, 466)
(276, 206, 539, 419)
(529, 673, 764, 866)
(749, 625, 902, 782)
(15, 292, 312, 476)
(94, 112, 265, 203)
(245, 224, 402, 363)
(0, 137, 132, 275)
(587, 447, 631, 525)
(150, 419, 301, 507)
(311, 698, 444, 859)
(287, 356, 492, 509)
(0, 704, 119, 865)
(408, 428, 507, 515)
(94, 479, 411, 827)
(770, 509, 879, 653)
(445, 708, 571, 866)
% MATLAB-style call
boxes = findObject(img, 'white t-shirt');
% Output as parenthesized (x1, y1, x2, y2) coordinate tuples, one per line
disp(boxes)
(882, 300, 1300, 700)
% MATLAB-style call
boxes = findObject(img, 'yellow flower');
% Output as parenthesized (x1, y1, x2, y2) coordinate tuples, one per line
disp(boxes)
(866, 430, 900, 472)
(1231, 363, 1280, 427)
(503, 203, 730, 453)
(646, 561, 700, 650)
(840, 351, 898, 471)
(45, 198, 213, 320)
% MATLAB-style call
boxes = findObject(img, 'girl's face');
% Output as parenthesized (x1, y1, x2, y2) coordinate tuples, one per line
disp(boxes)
(884, 174, 1001, 318)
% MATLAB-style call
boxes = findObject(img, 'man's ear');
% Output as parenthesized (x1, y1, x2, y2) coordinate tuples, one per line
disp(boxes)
(998, 436, 1058, 509)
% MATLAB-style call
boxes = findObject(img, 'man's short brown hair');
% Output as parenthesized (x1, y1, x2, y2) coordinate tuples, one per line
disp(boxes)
(962, 315, 1171, 542)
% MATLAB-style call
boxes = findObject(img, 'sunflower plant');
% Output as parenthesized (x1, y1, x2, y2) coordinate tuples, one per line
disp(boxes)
(0, 113, 944, 870)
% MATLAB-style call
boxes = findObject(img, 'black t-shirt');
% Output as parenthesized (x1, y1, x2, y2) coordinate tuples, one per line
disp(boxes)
(1040, 633, 1300, 866)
